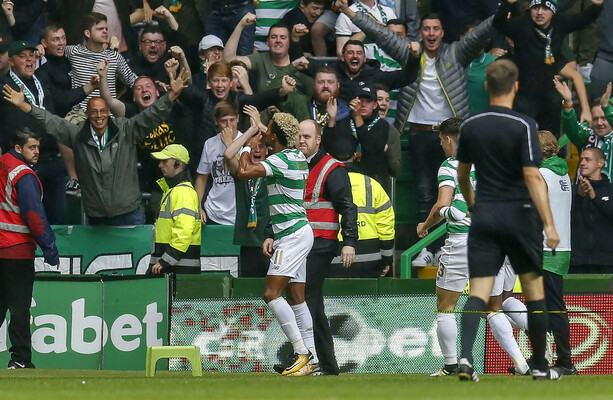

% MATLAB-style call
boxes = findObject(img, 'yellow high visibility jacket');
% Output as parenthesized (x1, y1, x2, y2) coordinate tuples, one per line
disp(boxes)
(150, 176, 201, 273)
(333, 172, 395, 277)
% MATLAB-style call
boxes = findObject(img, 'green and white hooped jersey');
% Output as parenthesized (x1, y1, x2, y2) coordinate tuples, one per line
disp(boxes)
(254, 0, 299, 51)
(261, 148, 309, 240)
(438, 157, 476, 234)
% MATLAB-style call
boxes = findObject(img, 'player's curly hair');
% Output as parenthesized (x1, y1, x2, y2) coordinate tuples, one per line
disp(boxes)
(270, 112, 300, 148)
(538, 130, 559, 159)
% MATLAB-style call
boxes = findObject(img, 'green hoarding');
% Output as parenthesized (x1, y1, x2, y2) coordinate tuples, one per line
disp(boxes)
(0, 277, 169, 370)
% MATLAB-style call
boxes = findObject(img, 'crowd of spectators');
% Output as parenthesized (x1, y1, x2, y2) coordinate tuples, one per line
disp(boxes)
(0, 0, 612, 277)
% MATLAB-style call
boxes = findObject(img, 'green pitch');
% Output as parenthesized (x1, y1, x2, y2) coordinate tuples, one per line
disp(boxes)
(0, 370, 611, 400)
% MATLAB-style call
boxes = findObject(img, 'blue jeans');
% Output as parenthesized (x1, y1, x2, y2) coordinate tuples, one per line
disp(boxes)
(87, 206, 145, 226)
(204, 2, 255, 56)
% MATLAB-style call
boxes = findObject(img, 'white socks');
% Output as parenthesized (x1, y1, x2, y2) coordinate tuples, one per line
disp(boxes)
(436, 312, 458, 365)
(291, 302, 318, 363)
(267, 297, 308, 354)
(502, 297, 528, 331)
(487, 312, 529, 374)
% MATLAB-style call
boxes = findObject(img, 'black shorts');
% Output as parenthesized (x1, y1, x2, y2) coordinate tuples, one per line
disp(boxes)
(468, 201, 543, 278)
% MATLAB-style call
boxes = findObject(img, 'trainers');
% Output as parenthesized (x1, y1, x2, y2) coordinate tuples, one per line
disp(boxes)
(7, 360, 35, 369)
(287, 361, 319, 377)
(281, 353, 312, 376)
(413, 248, 434, 267)
(458, 358, 479, 382)
(66, 179, 80, 196)
(532, 368, 562, 380)
(430, 364, 458, 377)
(552, 364, 578, 376)
(433, 249, 442, 266)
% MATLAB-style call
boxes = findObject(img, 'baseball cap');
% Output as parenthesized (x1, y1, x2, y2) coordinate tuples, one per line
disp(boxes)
(8, 40, 37, 57)
(354, 86, 377, 101)
(151, 144, 190, 164)
(198, 35, 224, 52)
(529, 0, 557, 13)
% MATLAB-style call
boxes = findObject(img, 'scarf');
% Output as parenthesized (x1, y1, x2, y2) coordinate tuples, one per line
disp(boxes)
(247, 177, 262, 228)
(534, 27, 555, 65)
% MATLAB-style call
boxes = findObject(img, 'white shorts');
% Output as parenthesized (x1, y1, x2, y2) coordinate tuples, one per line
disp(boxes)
(267, 224, 314, 283)
(436, 233, 469, 292)
(490, 258, 517, 296)
(315, 9, 338, 30)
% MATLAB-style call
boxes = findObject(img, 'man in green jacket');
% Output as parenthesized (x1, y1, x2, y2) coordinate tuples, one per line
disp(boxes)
(554, 79, 613, 179)
(2, 69, 189, 225)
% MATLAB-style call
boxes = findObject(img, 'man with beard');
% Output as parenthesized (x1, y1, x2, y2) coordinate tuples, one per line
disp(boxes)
(305, 40, 420, 103)
(281, 66, 355, 160)
(0, 41, 70, 224)
(224, 16, 313, 95)
(0, 128, 59, 370)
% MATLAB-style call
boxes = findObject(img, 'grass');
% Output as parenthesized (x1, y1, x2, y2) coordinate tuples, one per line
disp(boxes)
(0, 370, 611, 400)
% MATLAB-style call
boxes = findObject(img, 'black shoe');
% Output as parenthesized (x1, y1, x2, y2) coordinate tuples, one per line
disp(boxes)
(458, 358, 479, 382)
(532, 368, 562, 380)
(507, 366, 531, 375)
(7, 360, 35, 369)
(552, 364, 578, 375)
(431, 364, 458, 376)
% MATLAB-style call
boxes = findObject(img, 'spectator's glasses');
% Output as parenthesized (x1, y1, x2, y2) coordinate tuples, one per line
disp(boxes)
(141, 40, 165, 46)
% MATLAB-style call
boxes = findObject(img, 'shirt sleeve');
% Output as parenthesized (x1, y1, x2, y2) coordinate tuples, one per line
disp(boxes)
(437, 160, 457, 188)
(521, 118, 543, 167)
(196, 139, 213, 174)
(114, 51, 137, 87)
(335, 12, 357, 36)
(261, 153, 283, 177)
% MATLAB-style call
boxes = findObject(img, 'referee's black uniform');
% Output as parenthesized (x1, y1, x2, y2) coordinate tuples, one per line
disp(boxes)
(457, 106, 543, 276)
(456, 105, 551, 373)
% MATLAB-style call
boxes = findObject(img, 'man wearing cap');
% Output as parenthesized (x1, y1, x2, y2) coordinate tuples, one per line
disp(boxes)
(493, 0, 603, 135)
(148, 144, 201, 274)
(192, 34, 225, 89)
(347, 86, 392, 193)
(0, 40, 72, 224)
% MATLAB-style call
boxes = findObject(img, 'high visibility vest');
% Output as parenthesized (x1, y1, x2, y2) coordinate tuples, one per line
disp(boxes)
(0, 152, 42, 248)
(303, 154, 344, 240)
(151, 178, 201, 270)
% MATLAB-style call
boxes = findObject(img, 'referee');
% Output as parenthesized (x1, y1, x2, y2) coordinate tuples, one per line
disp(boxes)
(455, 59, 561, 381)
